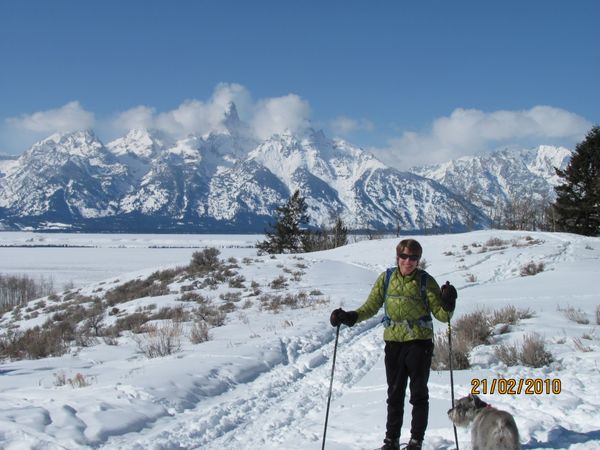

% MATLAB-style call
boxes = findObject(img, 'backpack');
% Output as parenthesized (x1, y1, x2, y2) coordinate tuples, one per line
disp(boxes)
(381, 267, 432, 330)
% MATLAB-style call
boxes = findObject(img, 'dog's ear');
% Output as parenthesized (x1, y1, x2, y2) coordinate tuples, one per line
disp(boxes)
(470, 394, 487, 409)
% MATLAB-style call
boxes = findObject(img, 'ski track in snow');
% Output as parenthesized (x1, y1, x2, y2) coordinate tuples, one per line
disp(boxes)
(101, 319, 384, 450)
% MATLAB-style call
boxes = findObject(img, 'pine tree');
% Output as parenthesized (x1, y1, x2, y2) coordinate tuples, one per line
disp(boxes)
(331, 216, 348, 248)
(301, 216, 348, 252)
(257, 190, 310, 254)
(553, 126, 600, 236)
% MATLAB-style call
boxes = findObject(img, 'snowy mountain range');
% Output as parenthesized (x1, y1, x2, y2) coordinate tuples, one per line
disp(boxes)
(0, 105, 571, 233)
(412, 145, 572, 215)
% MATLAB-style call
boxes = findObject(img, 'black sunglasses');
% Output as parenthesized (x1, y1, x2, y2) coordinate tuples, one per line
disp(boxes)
(398, 253, 420, 261)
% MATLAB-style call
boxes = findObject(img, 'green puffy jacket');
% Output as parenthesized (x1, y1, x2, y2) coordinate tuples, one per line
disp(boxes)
(356, 268, 453, 342)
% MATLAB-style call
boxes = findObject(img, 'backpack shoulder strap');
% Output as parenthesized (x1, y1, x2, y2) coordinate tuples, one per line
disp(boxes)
(382, 267, 395, 324)
(419, 269, 430, 315)
(383, 267, 395, 299)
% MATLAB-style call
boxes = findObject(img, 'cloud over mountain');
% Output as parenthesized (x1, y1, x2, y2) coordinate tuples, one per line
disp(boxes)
(6, 101, 95, 133)
(372, 106, 591, 169)
(2, 84, 592, 172)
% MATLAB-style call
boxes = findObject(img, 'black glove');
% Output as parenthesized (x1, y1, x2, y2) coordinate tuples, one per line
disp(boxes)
(330, 308, 358, 327)
(440, 281, 457, 312)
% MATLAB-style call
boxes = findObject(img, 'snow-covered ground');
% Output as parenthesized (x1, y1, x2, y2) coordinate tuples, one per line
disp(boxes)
(0, 233, 262, 289)
(0, 230, 599, 450)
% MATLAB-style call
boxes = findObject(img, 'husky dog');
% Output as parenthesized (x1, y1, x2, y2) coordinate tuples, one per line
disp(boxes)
(447, 394, 521, 450)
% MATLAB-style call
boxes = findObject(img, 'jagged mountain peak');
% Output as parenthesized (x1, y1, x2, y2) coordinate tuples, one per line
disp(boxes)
(223, 102, 241, 130)
(24, 129, 106, 161)
(107, 128, 171, 160)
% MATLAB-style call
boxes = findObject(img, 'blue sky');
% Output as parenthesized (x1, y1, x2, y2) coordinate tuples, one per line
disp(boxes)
(0, 0, 598, 168)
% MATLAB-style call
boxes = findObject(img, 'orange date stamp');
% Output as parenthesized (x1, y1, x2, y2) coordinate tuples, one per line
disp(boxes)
(471, 378, 561, 395)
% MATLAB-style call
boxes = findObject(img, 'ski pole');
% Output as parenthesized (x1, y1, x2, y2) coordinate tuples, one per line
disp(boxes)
(322, 324, 340, 450)
(448, 320, 460, 450)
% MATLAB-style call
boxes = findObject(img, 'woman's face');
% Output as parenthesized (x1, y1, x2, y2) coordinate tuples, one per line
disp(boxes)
(397, 248, 420, 275)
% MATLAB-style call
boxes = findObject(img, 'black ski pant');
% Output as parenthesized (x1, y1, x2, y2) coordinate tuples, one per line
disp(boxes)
(384, 339, 434, 442)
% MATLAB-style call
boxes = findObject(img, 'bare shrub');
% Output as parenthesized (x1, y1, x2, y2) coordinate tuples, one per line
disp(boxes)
(102, 334, 119, 346)
(494, 343, 520, 366)
(74, 329, 98, 347)
(494, 334, 553, 367)
(454, 310, 491, 347)
(513, 236, 544, 247)
(195, 304, 226, 327)
(0, 327, 68, 360)
(486, 237, 509, 248)
(242, 299, 253, 309)
(259, 292, 317, 312)
(490, 305, 533, 327)
(559, 305, 590, 324)
(248, 281, 261, 296)
(270, 276, 288, 290)
(151, 306, 189, 322)
(519, 333, 553, 367)
(54, 372, 92, 389)
(105, 278, 170, 305)
(178, 292, 205, 303)
(291, 271, 304, 281)
(68, 373, 92, 388)
(220, 292, 242, 303)
(573, 337, 593, 352)
(219, 302, 236, 313)
(228, 275, 246, 288)
(189, 248, 222, 274)
(53, 371, 67, 386)
(83, 305, 105, 336)
(596, 305, 600, 325)
(134, 321, 182, 358)
(115, 312, 151, 333)
(189, 320, 210, 344)
(431, 331, 471, 370)
(199, 277, 219, 290)
(520, 261, 545, 277)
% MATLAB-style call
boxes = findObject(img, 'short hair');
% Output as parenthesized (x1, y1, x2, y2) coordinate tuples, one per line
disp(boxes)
(396, 239, 422, 258)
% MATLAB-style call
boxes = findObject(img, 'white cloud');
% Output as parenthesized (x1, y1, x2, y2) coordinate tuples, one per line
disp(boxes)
(111, 83, 253, 137)
(373, 106, 592, 169)
(328, 116, 374, 136)
(1, 86, 315, 153)
(108, 84, 312, 140)
(250, 94, 311, 140)
(112, 105, 156, 132)
(6, 101, 95, 133)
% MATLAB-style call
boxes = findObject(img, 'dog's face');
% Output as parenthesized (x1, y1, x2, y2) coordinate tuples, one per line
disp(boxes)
(447, 394, 488, 427)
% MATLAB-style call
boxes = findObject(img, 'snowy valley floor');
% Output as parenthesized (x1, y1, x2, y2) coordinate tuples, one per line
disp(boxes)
(0, 230, 599, 450)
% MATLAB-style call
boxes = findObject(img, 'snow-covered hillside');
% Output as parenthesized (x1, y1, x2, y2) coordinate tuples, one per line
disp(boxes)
(0, 230, 599, 449)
